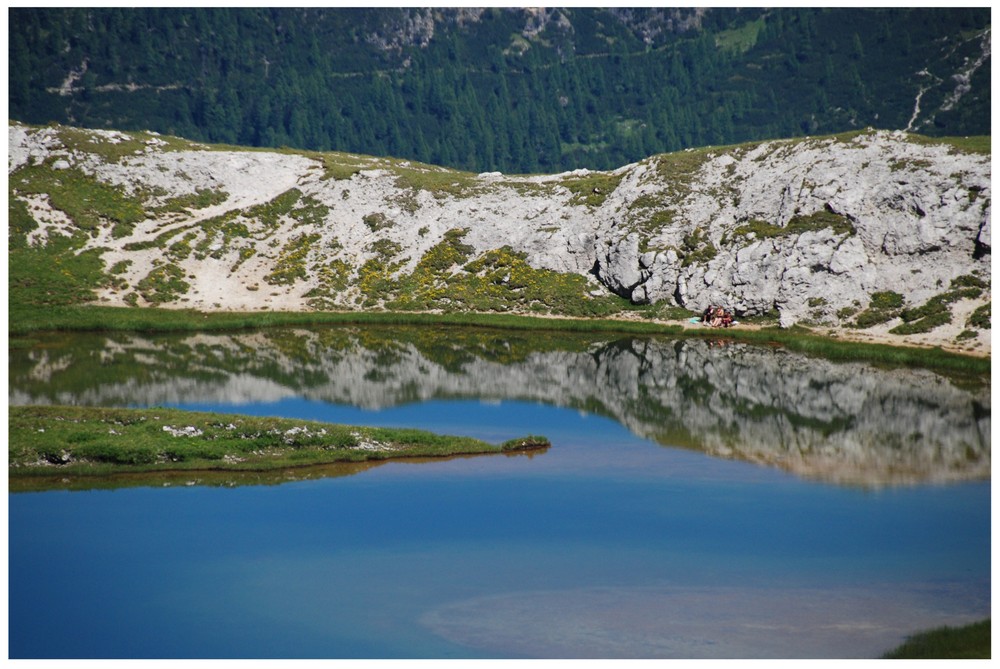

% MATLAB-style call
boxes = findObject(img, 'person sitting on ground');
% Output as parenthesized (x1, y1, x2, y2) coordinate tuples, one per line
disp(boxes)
(720, 309, 734, 327)
(709, 306, 725, 327)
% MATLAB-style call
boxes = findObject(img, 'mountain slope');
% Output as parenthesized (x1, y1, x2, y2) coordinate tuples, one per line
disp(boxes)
(9, 8, 991, 174)
(8, 122, 991, 354)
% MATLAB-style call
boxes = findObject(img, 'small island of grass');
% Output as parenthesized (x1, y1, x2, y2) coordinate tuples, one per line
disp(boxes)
(9, 405, 549, 490)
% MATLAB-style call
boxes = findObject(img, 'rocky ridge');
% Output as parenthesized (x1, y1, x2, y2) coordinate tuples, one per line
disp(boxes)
(8, 122, 991, 353)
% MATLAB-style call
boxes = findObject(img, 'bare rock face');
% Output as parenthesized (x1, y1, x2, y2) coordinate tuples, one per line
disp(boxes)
(624, 132, 990, 325)
(8, 123, 991, 333)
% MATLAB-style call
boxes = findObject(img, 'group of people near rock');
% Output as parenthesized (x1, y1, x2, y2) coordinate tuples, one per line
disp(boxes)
(700, 305, 735, 328)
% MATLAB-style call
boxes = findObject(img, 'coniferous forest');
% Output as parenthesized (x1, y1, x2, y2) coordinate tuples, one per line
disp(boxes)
(9, 7, 991, 174)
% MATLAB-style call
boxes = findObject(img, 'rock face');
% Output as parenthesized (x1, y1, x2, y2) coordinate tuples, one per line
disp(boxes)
(8, 123, 991, 330)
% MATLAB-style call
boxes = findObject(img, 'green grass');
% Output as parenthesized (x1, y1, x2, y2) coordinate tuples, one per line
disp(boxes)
(715, 16, 766, 54)
(11, 164, 147, 238)
(6, 305, 990, 377)
(903, 134, 991, 156)
(882, 619, 990, 659)
(9, 405, 550, 489)
(8, 232, 107, 307)
(727, 209, 856, 246)
(558, 171, 625, 207)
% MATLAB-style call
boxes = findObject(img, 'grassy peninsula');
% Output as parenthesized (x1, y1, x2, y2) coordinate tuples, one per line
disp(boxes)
(9, 405, 549, 490)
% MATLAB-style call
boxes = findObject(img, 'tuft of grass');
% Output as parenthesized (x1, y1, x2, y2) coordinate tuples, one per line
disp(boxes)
(558, 171, 624, 207)
(882, 619, 990, 659)
(363, 212, 394, 231)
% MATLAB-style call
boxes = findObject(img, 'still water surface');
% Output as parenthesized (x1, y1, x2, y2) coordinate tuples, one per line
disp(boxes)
(8, 327, 991, 658)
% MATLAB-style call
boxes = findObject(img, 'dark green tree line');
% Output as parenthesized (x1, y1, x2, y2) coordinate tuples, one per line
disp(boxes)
(9, 7, 990, 173)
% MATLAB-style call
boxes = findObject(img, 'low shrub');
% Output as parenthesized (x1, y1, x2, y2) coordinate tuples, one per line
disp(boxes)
(967, 303, 990, 330)
(869, 291, 904, 311)
(890, 310, 952, 335)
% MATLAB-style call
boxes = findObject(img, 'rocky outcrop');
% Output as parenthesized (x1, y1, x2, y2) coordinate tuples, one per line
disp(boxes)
(593, 132, 990, 326)
(8, 123, 991, 337)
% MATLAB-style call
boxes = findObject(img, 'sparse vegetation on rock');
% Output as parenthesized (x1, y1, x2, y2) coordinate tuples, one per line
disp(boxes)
(7, 122, 991, 354)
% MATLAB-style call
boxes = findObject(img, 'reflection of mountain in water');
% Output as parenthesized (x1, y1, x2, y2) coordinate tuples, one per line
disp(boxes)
(10, 327, 990, 487)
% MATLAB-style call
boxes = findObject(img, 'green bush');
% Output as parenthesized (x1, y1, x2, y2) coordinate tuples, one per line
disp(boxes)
(869, 291, 904, 311)
(363, 212, 394, 231)
(967, 303, 990, 330)
(852, 308, 895, 328)
(950, 274, 987, 290)
(136, 263, 190, 304)
(890, 310, 951, 335)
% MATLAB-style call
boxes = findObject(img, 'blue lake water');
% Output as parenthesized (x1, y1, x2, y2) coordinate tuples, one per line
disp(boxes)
(7, 328, 991, 658)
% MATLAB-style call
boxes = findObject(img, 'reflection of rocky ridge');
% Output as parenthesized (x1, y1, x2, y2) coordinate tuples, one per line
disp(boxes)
(10, 328, 989, 487)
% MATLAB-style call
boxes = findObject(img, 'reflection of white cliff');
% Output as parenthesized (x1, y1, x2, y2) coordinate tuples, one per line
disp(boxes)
(10, 330, 989, 486)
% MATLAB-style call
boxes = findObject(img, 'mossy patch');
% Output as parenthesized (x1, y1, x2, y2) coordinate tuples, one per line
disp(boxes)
(680, 227, 717, 267)
(135, 262, 190, 304)
(150, 188, 229, 216)
(10, 164, 146, 237)
(264, 233, 321, 286)
(304, 258, 353, 309)
(559, 171, 624, 207)
(726, 208, 855, 246)
(966, 303, 990, 330)
(852, 291, 904, 328)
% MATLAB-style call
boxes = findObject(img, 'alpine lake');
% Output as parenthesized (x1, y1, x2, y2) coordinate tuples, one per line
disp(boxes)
(8, 324, 991, 659)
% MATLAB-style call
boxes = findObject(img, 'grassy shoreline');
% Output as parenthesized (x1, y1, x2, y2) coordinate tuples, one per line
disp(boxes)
(9, 405, 549, 490)
(9, 304, 990, 376)
(882, 619, 990, 659)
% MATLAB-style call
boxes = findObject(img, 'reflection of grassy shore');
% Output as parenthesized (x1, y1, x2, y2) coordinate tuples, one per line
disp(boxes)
(9, 405, 549, 489)
(883, 619, 990, 658)
(10, 306, 989, 376)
